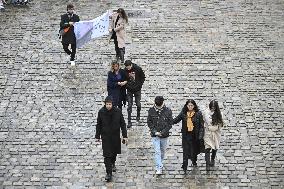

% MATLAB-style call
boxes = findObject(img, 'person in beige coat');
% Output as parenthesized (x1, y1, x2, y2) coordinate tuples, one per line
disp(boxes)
(203, 100, 223, 171)
(109, 8, 128, 63)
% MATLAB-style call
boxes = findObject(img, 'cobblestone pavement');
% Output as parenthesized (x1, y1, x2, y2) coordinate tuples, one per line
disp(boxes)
(0, 0, 283, 188)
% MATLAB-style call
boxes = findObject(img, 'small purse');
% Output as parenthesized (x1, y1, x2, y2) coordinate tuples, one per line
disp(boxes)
(59, 27, 70, 36)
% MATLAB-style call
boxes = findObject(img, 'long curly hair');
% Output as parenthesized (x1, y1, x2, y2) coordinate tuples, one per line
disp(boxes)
(117, 8, 128, 23)
(183, 99, 199, 112)
(209, 100, 223, 126)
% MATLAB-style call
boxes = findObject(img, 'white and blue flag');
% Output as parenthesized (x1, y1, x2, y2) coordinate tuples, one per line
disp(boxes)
(74, 11, 110, 48)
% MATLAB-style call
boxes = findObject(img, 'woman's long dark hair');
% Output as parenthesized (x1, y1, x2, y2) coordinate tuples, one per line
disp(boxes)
(209, 100, 223, 126)
(183, 99, 199, 112)
(117, 8, 128, 23)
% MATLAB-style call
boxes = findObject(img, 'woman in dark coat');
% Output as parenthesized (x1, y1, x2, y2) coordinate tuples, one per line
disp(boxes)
(107, 61, 127, 110)
(95, 96, 128, 182)
(173, 99, 204, 173)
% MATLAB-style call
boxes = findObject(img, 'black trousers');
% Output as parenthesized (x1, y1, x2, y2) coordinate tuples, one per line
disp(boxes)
(205, 148, 217, 160)
(113, 35, 125, 62)
(182, 139, 197, 168)
(126, 90, 141, 122)
(104, 155, 117, 174)
(62, 43, 76, 61)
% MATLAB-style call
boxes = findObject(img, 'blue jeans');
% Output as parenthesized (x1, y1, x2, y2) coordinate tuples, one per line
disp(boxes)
(152, 137, 168, 171)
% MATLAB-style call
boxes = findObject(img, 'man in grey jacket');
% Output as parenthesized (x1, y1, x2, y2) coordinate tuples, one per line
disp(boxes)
(147, 96, 173, 175)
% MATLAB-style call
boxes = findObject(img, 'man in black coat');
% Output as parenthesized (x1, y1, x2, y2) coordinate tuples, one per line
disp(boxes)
(95, 96, 128, 182)
(60, 3, 80, 66)
(124, 60, 145, 128)
(147, 96, 173, 175)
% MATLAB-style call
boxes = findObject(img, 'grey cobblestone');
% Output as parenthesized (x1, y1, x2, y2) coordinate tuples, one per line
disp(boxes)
(0, 0, 284, 188)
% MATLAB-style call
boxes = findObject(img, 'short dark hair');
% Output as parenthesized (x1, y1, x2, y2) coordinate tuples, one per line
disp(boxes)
(124, 60, 132, 66)
(67, 3, 74, 10)
(104, 96, 113, 103)
(155, 96, 164, 106)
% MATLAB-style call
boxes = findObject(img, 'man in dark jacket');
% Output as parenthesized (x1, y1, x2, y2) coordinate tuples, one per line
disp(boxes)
(147, 96, 173, 175)
(95, 96, 128, 182)
(124, 60, 145, 128)
(60, 3, 80, 66)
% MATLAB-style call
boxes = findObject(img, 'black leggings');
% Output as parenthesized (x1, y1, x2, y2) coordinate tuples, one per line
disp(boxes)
(113, 34, 125, 62)
(205, 148, 217, 160)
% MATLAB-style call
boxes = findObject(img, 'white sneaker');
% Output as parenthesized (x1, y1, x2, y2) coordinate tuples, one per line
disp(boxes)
(70, 61, 75, 66)
(156, 169, 162, 175)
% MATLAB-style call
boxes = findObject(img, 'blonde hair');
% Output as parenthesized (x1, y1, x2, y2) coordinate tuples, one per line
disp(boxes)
(110, 61, 119, 72)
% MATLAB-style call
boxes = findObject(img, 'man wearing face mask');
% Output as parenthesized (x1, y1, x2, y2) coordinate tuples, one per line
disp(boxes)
(60, 3, 80, 66)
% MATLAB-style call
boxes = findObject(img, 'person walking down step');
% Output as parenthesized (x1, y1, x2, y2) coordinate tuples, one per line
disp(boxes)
(107, 61, 127, 110)
(60, 3, 80, 66)
(109, 8, 128, 64)
(203, 100, 224, 171)
(173, 99, 204, 174)
(147, 96, 173, 175)
(95, 96, 128, 182)
(124, 60, 145, 128)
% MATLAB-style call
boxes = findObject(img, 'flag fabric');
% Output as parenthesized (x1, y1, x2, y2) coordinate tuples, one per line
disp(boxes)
(74, 11, 110, 48)
(74, 20, 93, 48)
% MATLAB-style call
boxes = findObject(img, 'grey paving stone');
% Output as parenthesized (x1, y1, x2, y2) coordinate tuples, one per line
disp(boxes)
(0, 0, 283, 188)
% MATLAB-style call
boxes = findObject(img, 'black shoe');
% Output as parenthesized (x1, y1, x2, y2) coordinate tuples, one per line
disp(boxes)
(181, 165, 187, 174)
(112, 164, 117, 172)
(206, 164, 210, 171)
(210, 160, 215, 167)
(136, 116, 140, 122)
(105, 173, 112, 182)
(127, 122, 132, 128)
(182, 167, 187, 174)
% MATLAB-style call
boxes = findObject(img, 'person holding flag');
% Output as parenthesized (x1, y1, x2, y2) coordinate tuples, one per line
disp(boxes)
(109, 8, 128, 64)
(60, 3, 80, 66)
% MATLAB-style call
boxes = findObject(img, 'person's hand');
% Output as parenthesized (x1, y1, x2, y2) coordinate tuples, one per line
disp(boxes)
(109, 29, 113, 33)
(121, 81, 127, 86)
(155, 132, 162, 137)
(122, 138, 128, 145)
(117, 82, 122, 86)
